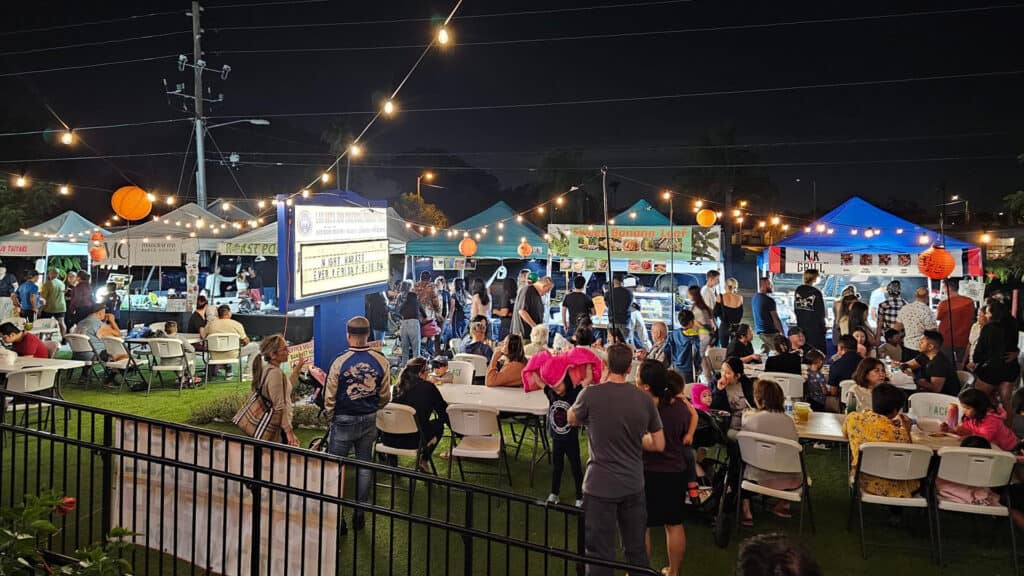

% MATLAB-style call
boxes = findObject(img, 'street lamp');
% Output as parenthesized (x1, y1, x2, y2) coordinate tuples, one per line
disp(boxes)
(661, 190, 675, 297)
(417, 171, 435, 196)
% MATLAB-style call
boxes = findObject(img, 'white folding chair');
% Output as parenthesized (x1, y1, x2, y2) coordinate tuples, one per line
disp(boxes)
(375, 403, 436, 475)
(446, 404, 511, 486)
(5, 368, 59, 426)
(760, 371, 805, 400)
(839, 379, 856, 406)
(851, 442, 935, 559)
(32, 318, 58, 339)
(2, 317, 25, 329)
(448, 338, 464, 355)
(43, 340, 59, 358)
(908, 392, 959, 422)
(454, 353, 488, 384)
(101, 336, 148, 392)
(447, 360, 474, 385)
(706, 346, 727, 369)
(956, 370, 975, 390)
(934, 447, 1017, 571)
(204, 333, 242, 383)
(64, 333, 102, 386)
(148, 338, 195, 396)
(735, 431, 814, 536)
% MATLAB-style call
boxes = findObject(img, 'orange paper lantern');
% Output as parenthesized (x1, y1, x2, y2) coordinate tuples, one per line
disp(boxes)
(111, 186, 152, 221)
(917, 245, 955, 280)
(89, 231, 104, 244)
(458, 237, 477, 257)
(89, 245, 107, 262)
(517, 240, 532, 258)
(695, 209, 717, 227)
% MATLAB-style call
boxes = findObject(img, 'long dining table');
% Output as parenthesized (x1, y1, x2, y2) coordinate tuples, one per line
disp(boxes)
(795, 410, 963, 451)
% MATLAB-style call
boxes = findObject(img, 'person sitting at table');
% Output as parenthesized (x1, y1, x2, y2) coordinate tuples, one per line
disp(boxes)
(161, 321, 197, 373)
(802, 350, 833, 412)
(944, 388, 1018, 451)
(934, 436, 1002, 506)
(740, 379, 802, 526)
(201, 305, 260, 379)
(847, 357, 887, 412)
(606, 327, 635, 352)
(842, 383, 919, 516)
(382, 357, 448, 473)
(485, 334, 528, 387)
(851, 327, 875, 359)
(877, 328, 909, 364)
(726, 323, 761, 364)
(897, 330, 960, 396)
(763, 334, 801, 375)
(187, 295, 217, 350)
(711, 357, 755, 430)
(646, 321, 670, 367)
(524, 323, 550, 357)
(464, 319, 494, 363)
(70, 304, 123, 361)
(828, 335, 862, 392)
(0, 322, 50, 358)
(570, 325, 606, 366)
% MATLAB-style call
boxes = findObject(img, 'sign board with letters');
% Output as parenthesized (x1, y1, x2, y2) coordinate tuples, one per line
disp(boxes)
(290, 205, 389, 302)
(104, 238, 194, 267)
(216, 241, 278, 257)
(766, 246, 966, 277)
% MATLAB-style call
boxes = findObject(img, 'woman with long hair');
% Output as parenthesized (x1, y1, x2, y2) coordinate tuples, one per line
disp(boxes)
(384, 357, 449, 472)
(847, 301, 876, 350)
(848, 357, 887, 412)
(485, 333, 528, 387)
(250, 334, 308, 445)
(711, 357, 755, 429)
(714, 278, 744, 347)
(688, 285, 715, 382)
(834, 290, 859, 340)
(740, 379, 802, 525)
(449, 278, 471, 339)
(726, 323, 761, 364)
(973, 299, 1017, 412)
(470, 277, 491, 322)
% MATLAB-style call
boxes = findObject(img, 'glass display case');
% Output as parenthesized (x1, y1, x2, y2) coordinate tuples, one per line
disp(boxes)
(633, 292, 675, 327)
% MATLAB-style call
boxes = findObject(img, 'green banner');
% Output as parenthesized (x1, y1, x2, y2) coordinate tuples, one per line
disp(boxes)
(547, 224, 720, 261)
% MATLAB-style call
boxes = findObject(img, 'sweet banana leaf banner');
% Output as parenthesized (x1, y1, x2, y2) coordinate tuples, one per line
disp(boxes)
(547, 224, 721, 262)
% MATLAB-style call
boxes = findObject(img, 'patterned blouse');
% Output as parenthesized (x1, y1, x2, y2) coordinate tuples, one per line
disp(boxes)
(842, 411, 919, 498)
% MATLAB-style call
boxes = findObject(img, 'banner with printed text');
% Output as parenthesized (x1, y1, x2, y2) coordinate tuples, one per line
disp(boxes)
(547, 224, 721, 262)
(766, 246, 971, 277)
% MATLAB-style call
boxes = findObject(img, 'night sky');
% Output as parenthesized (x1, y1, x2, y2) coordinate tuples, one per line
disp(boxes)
(1, 0, 1020, 226)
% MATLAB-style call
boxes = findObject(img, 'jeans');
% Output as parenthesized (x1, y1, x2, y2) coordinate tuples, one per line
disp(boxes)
(399, 319, 421, 365)
(551, 435, 583, 500)
(583, 491, 649, 576)
(328, 412, 378, 523)
(372, 329, 385, 342)
(451, 316, 467, 340)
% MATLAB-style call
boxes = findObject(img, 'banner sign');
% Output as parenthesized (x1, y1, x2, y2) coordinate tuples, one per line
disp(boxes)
(293, 205, 387, 244)
(287, 340, 314, 367)
(0, 240, 47, 257)
(766, 246, 969, 277)
(297, 239, 389, 300)
(217, 241, 277, 257)
(104, 239, 184, 267)
(547, 224, 721, 262)
(112, 419, 341, 576)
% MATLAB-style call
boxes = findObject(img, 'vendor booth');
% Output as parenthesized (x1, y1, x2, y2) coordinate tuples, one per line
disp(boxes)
(761, 196, 983, 328)
(406, 201, 548, 263)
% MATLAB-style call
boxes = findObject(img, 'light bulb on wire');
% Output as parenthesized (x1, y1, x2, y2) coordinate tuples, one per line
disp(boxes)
(14, 175, 27, 188)
(59, 185, 70, 196)
(60, 131, 74, 145)
(320, 172, 331, 184)
(349, 144, 362, 157)
(383, 100, 396, 116)
(437, 27, 451, 45)
(166, 196, 176, 205)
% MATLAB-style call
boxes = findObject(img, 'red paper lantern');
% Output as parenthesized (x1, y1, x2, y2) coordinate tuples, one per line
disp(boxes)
(89, 245, 107, 262)
(695, 209, 717, 227)
(458, 237, 477, 257)
(89, 231, 104, 244)
(111, 185, 152, 221)
(917, 245, 955, 280)
(517, 240, 532, 258)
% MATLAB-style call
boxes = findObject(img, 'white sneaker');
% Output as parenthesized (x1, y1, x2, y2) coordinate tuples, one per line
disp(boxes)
(574, 499, 584, 508)
(546, 493, 559, 505)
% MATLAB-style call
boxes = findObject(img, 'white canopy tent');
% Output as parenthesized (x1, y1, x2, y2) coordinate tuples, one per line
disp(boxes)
(0, 210, 107, 259)
(103, 203, 242, 266)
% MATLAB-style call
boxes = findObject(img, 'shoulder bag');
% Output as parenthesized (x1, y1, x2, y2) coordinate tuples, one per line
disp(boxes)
(232, 369, 283, 441)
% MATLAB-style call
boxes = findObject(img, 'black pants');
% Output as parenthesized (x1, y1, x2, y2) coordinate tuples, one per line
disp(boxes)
(551, 435, 583, 499)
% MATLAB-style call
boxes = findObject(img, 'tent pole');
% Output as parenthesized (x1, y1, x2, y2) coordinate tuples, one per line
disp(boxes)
(601, 167, 616, 335)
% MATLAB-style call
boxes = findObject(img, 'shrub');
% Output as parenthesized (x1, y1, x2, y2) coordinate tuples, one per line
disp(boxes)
(186, 392, 247, 425)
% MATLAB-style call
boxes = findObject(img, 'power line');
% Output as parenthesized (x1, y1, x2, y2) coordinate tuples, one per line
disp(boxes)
(209, 4, 1024, 53)
(0, 118, 191, 138)
(0, 54, 179, 79)
(0, 30, 190, 57)
(208, 0, 693, 33)
(0, 10, 180, 37)
(211, 69, 1024, 120)
(204, 0, 327, 10)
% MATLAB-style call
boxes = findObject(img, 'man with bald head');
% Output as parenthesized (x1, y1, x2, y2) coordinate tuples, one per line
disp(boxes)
(895, 286, 937, 353)
(325, 315, 390, 532)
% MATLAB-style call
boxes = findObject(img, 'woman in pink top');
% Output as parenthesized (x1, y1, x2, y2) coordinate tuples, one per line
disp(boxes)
(945, 388, 1018, 451)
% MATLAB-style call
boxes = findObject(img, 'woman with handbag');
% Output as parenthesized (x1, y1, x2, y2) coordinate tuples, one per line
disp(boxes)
(235, 334, 308, 445)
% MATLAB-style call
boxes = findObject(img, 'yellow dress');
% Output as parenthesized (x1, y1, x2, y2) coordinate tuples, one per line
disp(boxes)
(842, 411, 919, 498)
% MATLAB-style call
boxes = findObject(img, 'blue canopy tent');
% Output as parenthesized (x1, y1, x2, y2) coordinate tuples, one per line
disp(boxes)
(761, 196, 982, 277)
(613, 199, 671, 226)
(405, 201, 548, 259)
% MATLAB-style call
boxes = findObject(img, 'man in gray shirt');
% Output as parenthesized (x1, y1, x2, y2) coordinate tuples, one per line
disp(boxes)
(569, 343, 665, 576)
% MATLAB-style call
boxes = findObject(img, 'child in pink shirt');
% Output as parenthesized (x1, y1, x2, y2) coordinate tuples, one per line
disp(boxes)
(690, 383, 712, 413)
(945, 388, 1018, 451)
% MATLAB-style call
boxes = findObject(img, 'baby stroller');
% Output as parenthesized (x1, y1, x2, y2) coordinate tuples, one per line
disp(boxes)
(686, 408, 740, 548)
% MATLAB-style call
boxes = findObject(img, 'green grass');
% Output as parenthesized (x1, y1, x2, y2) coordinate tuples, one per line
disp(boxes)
(6, 375, 1021, 575)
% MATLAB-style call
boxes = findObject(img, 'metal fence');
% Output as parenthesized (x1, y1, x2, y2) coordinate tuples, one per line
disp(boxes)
(0, 390, 658, 576)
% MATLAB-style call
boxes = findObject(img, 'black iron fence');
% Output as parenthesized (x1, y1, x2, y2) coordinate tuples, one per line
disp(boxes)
(0, 390, 657, 576)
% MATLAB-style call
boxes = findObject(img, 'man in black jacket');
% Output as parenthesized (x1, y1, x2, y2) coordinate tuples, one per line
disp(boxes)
(364, 291, 389, 342)
(828, 335, 862, 389)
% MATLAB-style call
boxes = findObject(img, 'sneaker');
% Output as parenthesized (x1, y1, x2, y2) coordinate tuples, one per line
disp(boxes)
(546, 494, 559, 505)
(812, 442, 832, 450)
(574, 499, 584, 508)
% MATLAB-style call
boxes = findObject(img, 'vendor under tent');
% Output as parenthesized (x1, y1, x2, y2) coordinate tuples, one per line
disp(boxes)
(405, 200, 548, 265)
(102, 202, 239, 261)
(0, 210, 107, 264)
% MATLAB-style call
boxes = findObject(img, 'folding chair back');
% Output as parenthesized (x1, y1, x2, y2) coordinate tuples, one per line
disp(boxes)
(33, 318, 58, 331)
(908, 392, 958, 421)
(448, 338, 464, 355)
(149, 338, 186, 361)
(207, 333, 241, 354)
(936, 447, 1015, 488)
(376, 403, 419, 435)
(840, 379, 856, 404)
(454, 353, 488, 378)
(65, 334, 94, 355)
(6, 368, 58, 394)
(736, 430, 803, 475)
(956, 370, 975, 389)
(705, 347, 727, 368)
(100, 336, 130, 359)
(858, 442, 933, 480)
(760, 372, 805, 400)
(2, 317, 25, 328)
(448, 360, 474, 385)
(149, 322, 167, 334)
(446, 404, 500, 437)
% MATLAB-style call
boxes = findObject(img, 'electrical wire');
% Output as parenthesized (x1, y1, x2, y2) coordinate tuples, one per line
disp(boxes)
(204, 0, 327, 9)
(174, 124, 198, 198)
(208, 0, 693, 32)
(0, 54, 179, 79)
(209, 4, 1024, 54)
(0, 31, 190, 57)
(206, 130, 250, 201)
(211, 69, 1024, 120)
(0, 118, 191, 139)
(0, 10, 180, 37)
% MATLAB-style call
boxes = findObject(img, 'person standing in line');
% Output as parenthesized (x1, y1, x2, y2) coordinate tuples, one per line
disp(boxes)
(40, 268, 67, 340)
(433, 276, 451, 353)
(492, 277, 517, 341)
(562, 275, 595, 335)
(715, 277, 745, 348)
(246, 266, 263, 307)
(70, 271, 93, 329)
(752, 277, 784, 339)
(936, 278, 976, 365)
(511, 276, 553, 338)
(700, 270, 721, 344)
(396, 280, 426, 366)
(895, 287, 936, 353)
(325, 316, 390, 532)
(364, 290, 389, 342)
(875, 281, 907, 341)
(0, 265, 17, 298)
(868, 282, 888, 331)
(793, 270, 827, 355)
(603, 276, 634, 342)
(569, 344, 665, 576)
(15, 271, 40, 323)
(448, 278, 471, 340)
(248, 334, 307, 445)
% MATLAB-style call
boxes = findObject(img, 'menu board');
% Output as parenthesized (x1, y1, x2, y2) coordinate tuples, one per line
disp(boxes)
(297, 240, 388, 300)
(548, 224, 721, 262)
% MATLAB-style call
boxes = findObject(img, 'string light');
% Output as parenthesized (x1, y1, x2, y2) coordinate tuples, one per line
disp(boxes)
(537, 206, 545, 214)
(629, 211, 637, 219)
(516, 215, 524, 223)
(826, 228, 835, 234)
(918, 233, 930, 245)
(222, 202, 231, 211)
(815, 223, 826, 233)
(419, 225, 426, 232)
(474, 232, 481, 240)
(758, 221, 766, 228)
(864, 229, 873, 238)
(896, 228, 904, 234)
(153, 216, 160, 222)
(781, 224, 790, 231)
(731, 209, 741, 217)
(804, 226, 811, 233)
(736, 217, 744, 224)
(497, 222, 504, 230)
(14, 175, 27, 188)
(438, 27, 451, 45)
(770, 216, 780, 225)
(497, 235, 503, 242)
(59, 185, 69, 195)
(349, 144, 362, 157)
(285, 198, 293, 206)
(608, 218, 615, 225)
(520, 236, 526, 243)
(662, 191, 672, 200)
(588, 225, 594, 231)
(166, 196, 175, 205)
(555, 196, 564, 206)
(258, 200, 266, 209)
(739, 200, 748, 208)
(981, 233, 992, 244)
(405, 222, 412, 229)
(694, 200, 703, 208)
(60, 131, 74, 145)
(383, 99, 396, 116)
(146, 192, 156, 202)
(544, 233, 552, 241)
(851, 228, 858, 235)
(715, 211, 723, 218)
(320, 172, 331, 183)
(302, 189, 311, 198)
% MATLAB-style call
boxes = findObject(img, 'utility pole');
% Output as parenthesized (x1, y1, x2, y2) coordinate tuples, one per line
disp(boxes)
(192, 1, 207, 209)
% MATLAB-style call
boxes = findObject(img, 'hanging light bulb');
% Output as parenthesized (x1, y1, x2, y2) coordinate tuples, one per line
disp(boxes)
(758, 221, 767, 228)
(320, 173, 330, 184)
(608, 218, 615, 225)
(555, 196, 565, 206)
(815, 223, 826, 233)
(153, 216, 160, 222)
(588, 225, 594, 231)
(770, 216, 781, 226)
(59, 185, 70, 195)
(166, 196, 176, 205)
(60, 131, 74, 145)
(474, 233, 481, 240)
(736, 217, 744, 224)
(629, 212, 637, 219)
(222, 202, 231, 211)
(430, 226, 436, 234)
(782, 224, 790, 231)
(405, 222, 412, 229)
(285, 198, 293, 206)
(348, 144, 362, 157)
(896, 228, 904, 235)
(146, 192, 156, 202)
(918, 233, 930, 245)
(497, 222, 504, 230)
(716, 211, 723, 218)
(257, 200, 266, 209)
(864, 229, 874, 238)
(302, 189, 311, 198)
(14, 175, 27, 188)
(516, 215, 524, 223)
(438, 27, 451, 45)
(497, 235, 504, 242)
(826, 228, 835, 234)
(731, 209, 741, 217)
(537, 206, 545, 214)
(851, 229, 858, 235)
(804, 226, 811, 233)
(695, 200, 704, 208)
(419, 225, 426, 232)
(383, 99, 396, 116)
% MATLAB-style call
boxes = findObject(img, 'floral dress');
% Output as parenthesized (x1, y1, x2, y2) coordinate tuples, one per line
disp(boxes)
(842, 411, 919, 498)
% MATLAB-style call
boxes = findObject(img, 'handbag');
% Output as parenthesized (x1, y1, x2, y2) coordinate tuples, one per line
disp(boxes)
(232, 371, 283, 441)
(420, 318, 441, 337)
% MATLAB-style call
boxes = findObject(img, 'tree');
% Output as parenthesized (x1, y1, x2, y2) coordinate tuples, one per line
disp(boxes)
(1003, 190, 1024, 224)
(676, 127, 779, 207)
(391, 193, 448, 228)
(0, 181, 59, 236)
